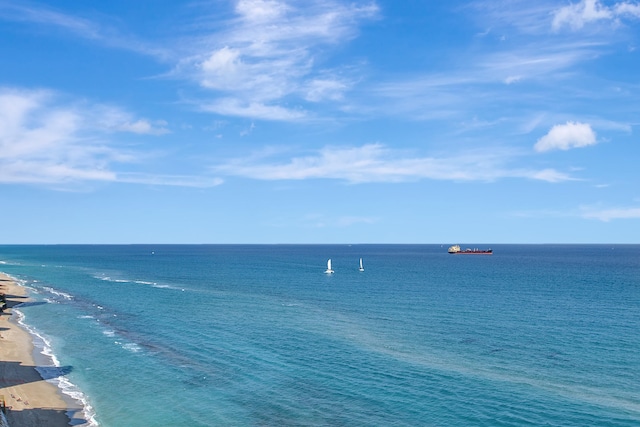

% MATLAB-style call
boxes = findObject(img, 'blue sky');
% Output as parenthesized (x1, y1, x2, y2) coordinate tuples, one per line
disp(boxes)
(1, 0, 639, 244)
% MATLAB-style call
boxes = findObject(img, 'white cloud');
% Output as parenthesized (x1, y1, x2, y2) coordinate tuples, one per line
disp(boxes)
(116, 119, 170, 135)
(235, 0, 289, 22)
(368, 38, 604, 121)
(116, 173, 224, 188)
(200, 47, 243, 90)
(534, 122, 597, 152)
(510, 204, 640, 221)
(473, 37, 610, 87)
(200, 98, 306, 121)
(304, 78, 349, 102)
(581, 206, 640, 221)
(336, 216, 377, 226)
(615, 3, 640, 17)
(212, 143, 576, 184)
(0, 2, 168, 58)
(0, 2, 99, 38)
(528, 168, 576, 183)
(467, 1, 558, 35)
(91, 106, 170, 135)
(178, 0, 379, 120)
(552, 0, 640, 31)
(0, 87, 208, 187)
(552, 0, 611, 30)
(240, 122, 256, 137)
(504, 75, 523, 84)
(0, 90, 118, 184)
(0, 161, 115, 185)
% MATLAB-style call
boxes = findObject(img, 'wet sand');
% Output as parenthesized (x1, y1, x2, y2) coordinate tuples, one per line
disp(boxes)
(0, 272, 73, 426)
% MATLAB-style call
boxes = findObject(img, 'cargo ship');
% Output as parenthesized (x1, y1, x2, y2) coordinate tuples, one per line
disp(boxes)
(448, 245, 492, 255)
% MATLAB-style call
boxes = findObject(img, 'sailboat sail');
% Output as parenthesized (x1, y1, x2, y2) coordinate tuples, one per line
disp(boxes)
(325, 259, 334, 274)
(359, 258, 364, 272)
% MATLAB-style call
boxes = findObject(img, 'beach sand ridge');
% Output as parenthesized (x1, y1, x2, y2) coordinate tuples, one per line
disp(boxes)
(0, 273, 79, 426)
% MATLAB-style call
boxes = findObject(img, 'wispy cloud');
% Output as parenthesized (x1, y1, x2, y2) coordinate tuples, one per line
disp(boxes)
(470, 0, 640, 34)
(467, 1, 560, 35)
(89, 107, 170, 135)
(552, 0, 640, 31)
(367, 24, 606, 122)
(0, 1, 99, 37)
(200, 98, 307, 121)
(352, 0, 640, 142)
(175, 0, 379, 120)
(212, 143, 577, 183)
(552, 0, 612, 31)
(336, 216, 378, 227)
(510, 204, 640, 222)
(0, 87, 210, 187)
(0, 1, 168, 58)
(0, 88, 115, 184)
(360, 42, 599, 123)
(534, 121, 597, 152)
(479, 41, 604, 83)
(114, 119, 170, 135)
(116, 173, 224, 188)
(581, 205, 640, 221)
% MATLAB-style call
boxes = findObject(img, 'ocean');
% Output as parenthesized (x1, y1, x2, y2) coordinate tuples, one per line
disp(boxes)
(0, 244, 639, 426)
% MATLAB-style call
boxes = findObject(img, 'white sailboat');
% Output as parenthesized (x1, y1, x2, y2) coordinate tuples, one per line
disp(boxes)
(325, 258, 334, 274)
(359, 258, 364, 272)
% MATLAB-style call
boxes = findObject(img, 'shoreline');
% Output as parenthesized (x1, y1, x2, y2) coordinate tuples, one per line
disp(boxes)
(0, 272, 85, 426)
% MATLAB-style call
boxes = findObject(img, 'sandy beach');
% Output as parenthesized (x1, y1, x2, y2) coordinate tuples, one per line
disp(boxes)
(0, 272, 75, 426)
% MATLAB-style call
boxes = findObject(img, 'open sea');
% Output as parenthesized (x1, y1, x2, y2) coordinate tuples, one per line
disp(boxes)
(0, 244, 639, 426)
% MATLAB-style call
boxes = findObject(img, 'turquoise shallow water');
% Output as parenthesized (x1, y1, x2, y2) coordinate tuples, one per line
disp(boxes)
(1, 244, 639, 426)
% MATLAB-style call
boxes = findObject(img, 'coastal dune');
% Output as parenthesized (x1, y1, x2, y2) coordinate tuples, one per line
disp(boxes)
(0, 273, 75, 426)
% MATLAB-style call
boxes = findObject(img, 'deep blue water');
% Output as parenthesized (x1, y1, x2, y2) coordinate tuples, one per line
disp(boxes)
(1, 244, 639, 426)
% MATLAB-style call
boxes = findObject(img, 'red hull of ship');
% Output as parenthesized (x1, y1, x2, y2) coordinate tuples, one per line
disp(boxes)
(451, 251, 492, 255)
